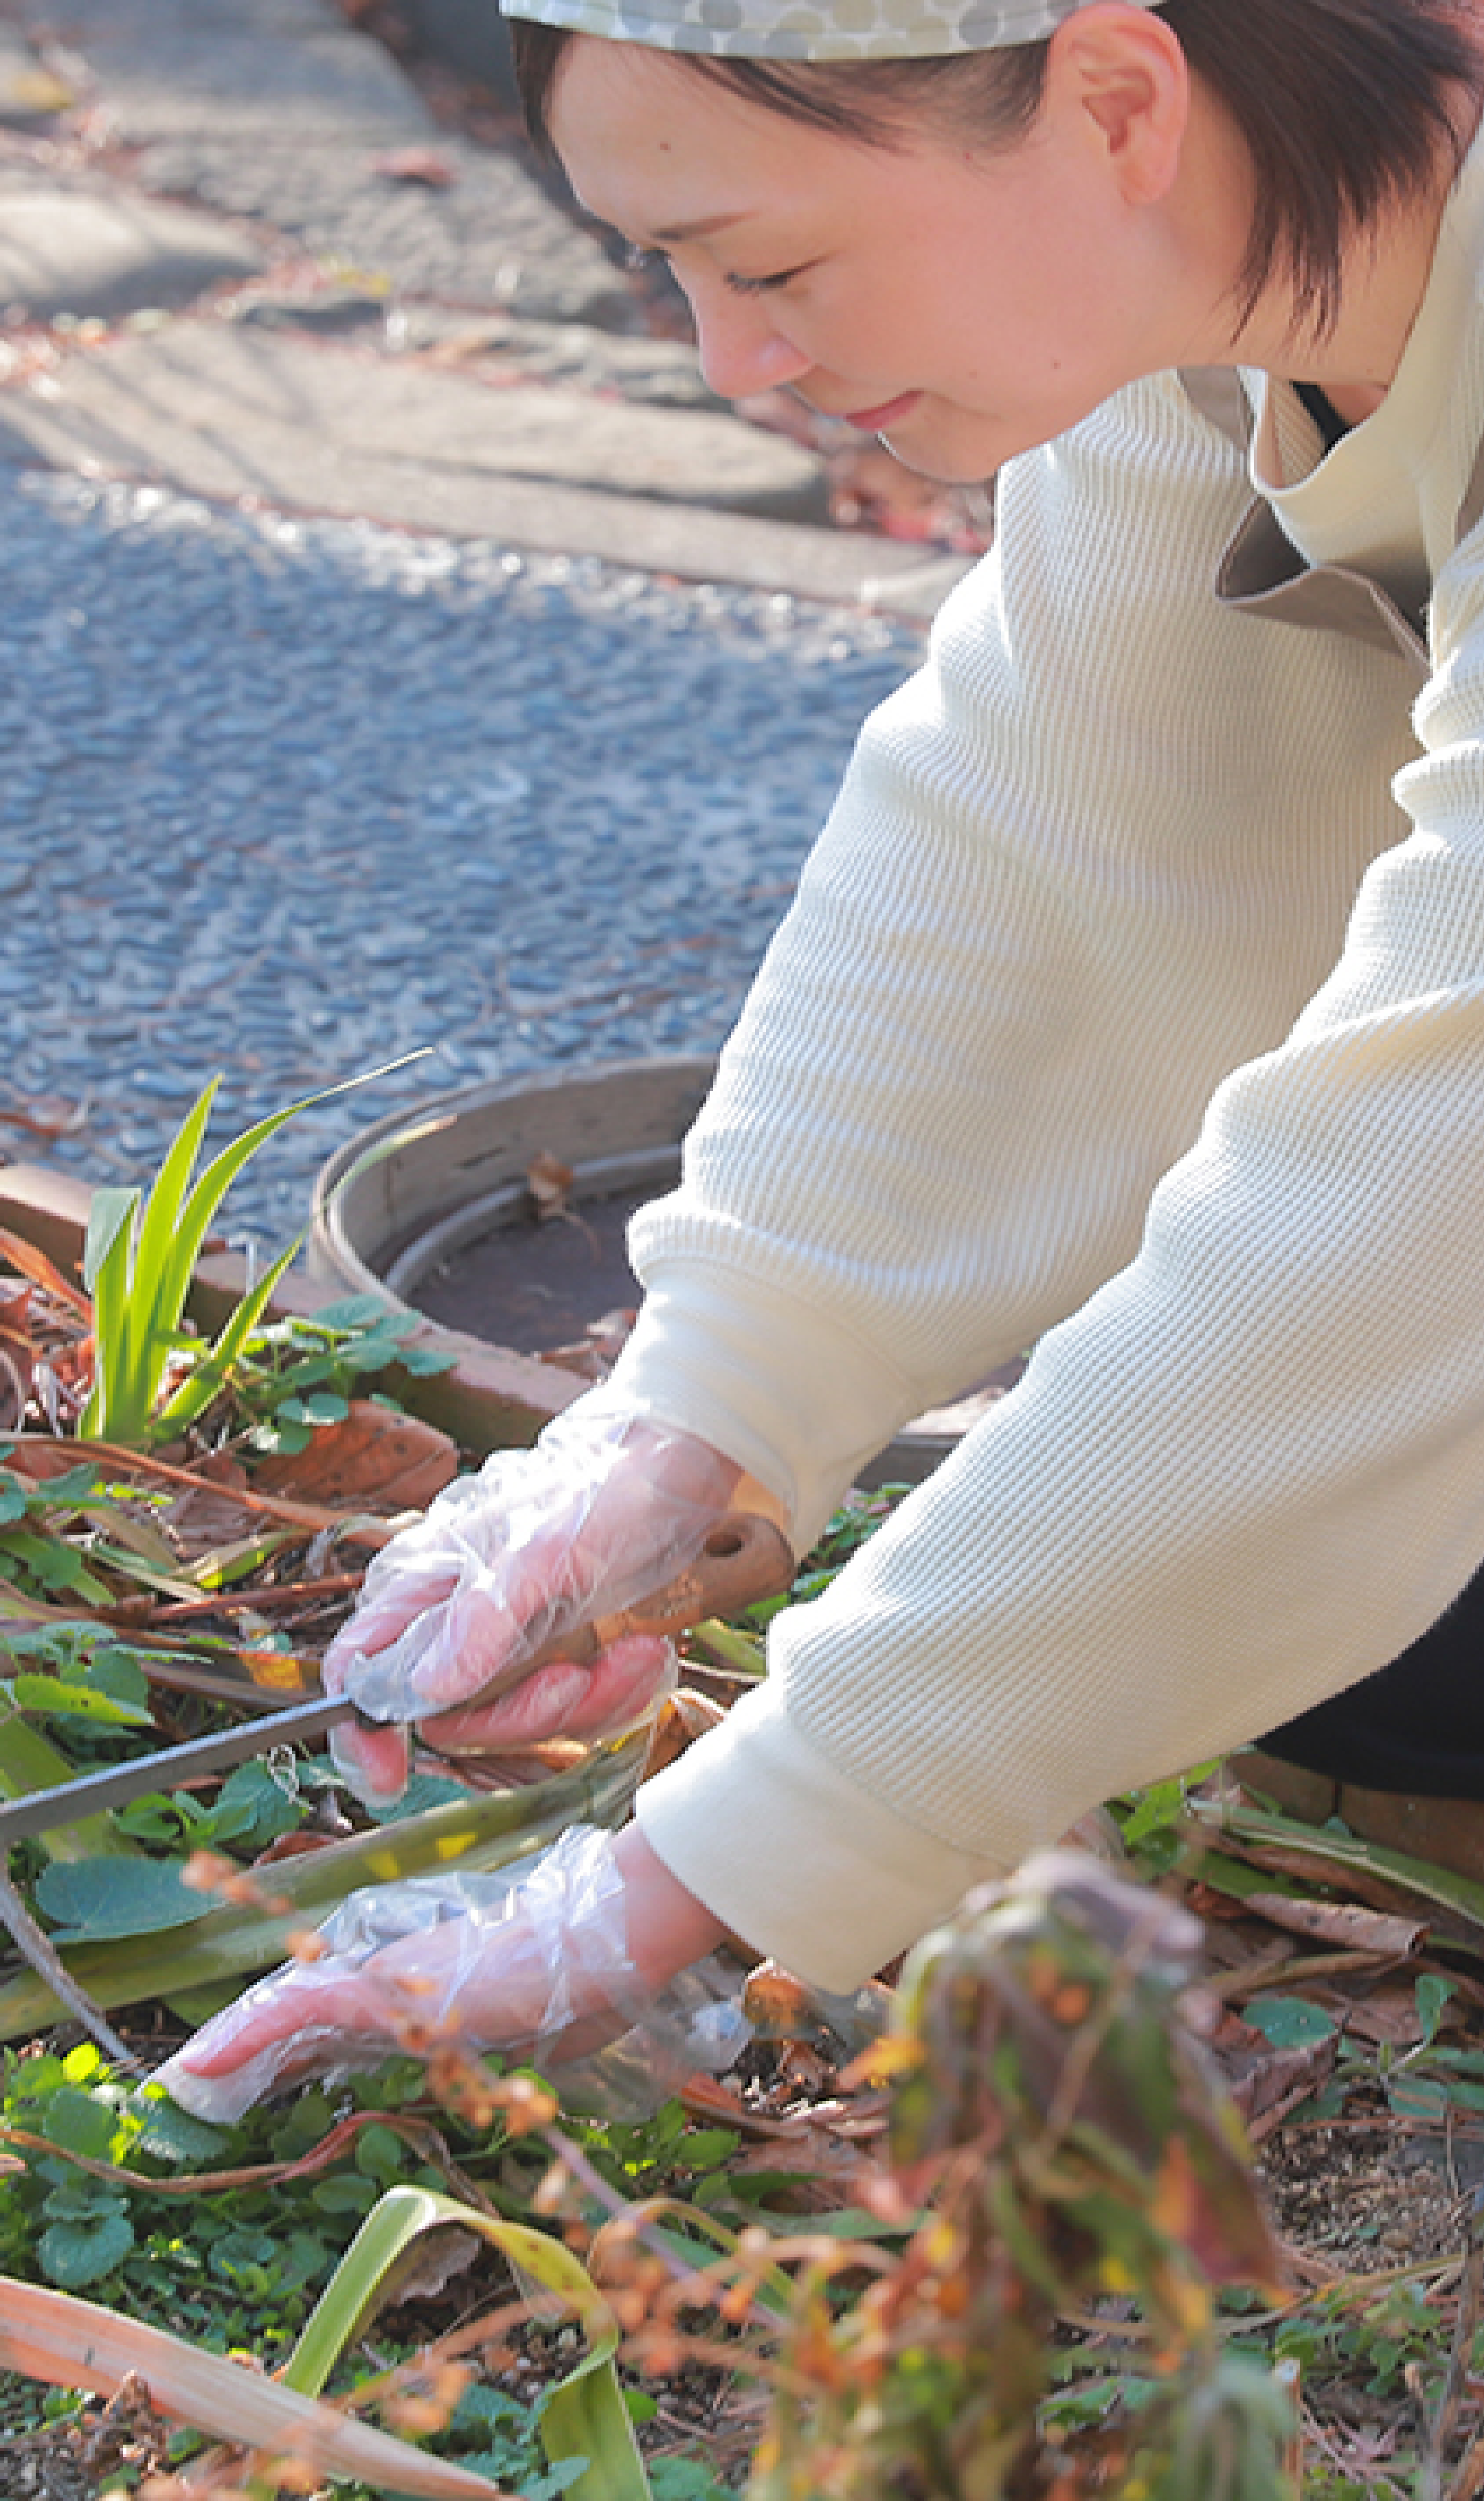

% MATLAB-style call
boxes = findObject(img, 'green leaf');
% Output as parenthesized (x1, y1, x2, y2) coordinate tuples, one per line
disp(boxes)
(79, 1189, 141, 1440)
(81, 1189, 139, 1299)
(1385, 2073, 1450, 2122)
(368, 1771, 475, 1822)
(209, 1758, 308, 1850)
(209, 2227, 280, 2287)
(85, 1648, 152, 1711)
(313, 1295, 398, 1330)
(680, 2130, 739, 2171)
(38, 2207, 135, 2288)
(1415, 1972, 1457, 2048)
(283, 2184, 653, 2501)
(0, 1477, 27, 1527)
(647, 2463, 730, 2501)
(34, 1856, 207, 1942)
(128, 2094, 232, 2165)
(79, 1057, 429, 1448)
(355, 2124, 408, 2187)
(10, 1674, 153, 1727)
(123, 1081, 223, 1427)
(0, 1530, 114, 1606)
(311, 2177, 379, 2220)
(17, 1463, 116, 1510)
(111, 1795, 186, 1844)
(41, 2085, 124, 2162)
(1242, 1995, 1340, 2050)
(153, 1239, 302, 1438)
(280, 1393, 350, 1428)
(249, 1420, 313, 1458)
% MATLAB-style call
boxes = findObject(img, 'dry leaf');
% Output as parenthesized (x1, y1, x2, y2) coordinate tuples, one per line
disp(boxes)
(1206, 2007, 1338, 2141)
(1243, 1891, 1424, 1958)
(254, 1400, 458, 1511)
(0, 2274, 511, 2500)
(643, 1687, 726, 1778)
(526, 1150, 576, 1223)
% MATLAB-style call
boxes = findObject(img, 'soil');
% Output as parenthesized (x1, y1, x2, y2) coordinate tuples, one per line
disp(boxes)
(1259, 2122, 1473, 2271)
(408, 1187, 647, 1354)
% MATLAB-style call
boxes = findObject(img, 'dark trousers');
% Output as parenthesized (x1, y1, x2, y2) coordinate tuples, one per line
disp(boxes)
(1261, 1555, 1484, 1798)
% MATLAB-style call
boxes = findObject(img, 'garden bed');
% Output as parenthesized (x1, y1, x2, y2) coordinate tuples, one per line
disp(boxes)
(8, 1152, 1484, 2498)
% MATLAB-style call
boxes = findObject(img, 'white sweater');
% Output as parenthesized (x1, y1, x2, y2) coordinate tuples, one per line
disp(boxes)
(609, 129, 1484, 1991)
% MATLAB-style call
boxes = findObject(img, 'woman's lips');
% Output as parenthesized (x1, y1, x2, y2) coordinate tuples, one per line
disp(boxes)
(842, 391, 922, 431)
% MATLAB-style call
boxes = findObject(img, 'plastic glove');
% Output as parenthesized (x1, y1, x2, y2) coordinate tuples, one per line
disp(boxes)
(325, 1401, 741, 1804)
(153, 1825, 640, 2126)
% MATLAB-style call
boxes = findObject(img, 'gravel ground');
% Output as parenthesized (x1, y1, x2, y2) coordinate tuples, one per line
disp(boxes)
(1, 467, 923, 1249)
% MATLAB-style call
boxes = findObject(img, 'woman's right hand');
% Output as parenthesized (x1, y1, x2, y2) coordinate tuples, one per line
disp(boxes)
(154, 1824, 730, 2124)
(322, 1402, 743, 1804)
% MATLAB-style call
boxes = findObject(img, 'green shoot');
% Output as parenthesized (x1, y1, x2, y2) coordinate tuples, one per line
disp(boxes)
(78, 1057, 427, 1448)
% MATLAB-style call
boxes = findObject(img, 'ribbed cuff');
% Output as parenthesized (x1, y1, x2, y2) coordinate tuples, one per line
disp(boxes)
(609, 1275, 921, 1554)
(634, 1678, 1005, 1993)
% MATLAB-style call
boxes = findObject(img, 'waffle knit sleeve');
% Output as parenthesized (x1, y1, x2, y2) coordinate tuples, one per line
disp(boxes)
(611, 370, 1484, 1988)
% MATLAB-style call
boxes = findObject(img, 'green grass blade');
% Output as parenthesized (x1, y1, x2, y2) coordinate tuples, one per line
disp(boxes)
(78, 1192, 139, 1442)
(1187, 1796, 1484, 1947)
(284, 2184, 651, 2501)
(154, 1055, 431, 1350)
(151, 1240, 302, 1439)
(119, 1081, 221, 1421)
(79, 1055, 428, 1448)
(80, 1189, 137, 1298)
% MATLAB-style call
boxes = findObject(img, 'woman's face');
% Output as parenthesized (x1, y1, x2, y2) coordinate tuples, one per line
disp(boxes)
(548, 22, 1221, 484)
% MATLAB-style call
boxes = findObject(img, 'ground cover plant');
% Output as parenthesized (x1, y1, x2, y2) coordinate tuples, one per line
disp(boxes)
(8, 1094, 1484, 2495)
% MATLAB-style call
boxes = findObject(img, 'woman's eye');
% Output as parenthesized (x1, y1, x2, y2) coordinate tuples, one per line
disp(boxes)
(625, 243, 664, 275)
(724, 266, 807, 297)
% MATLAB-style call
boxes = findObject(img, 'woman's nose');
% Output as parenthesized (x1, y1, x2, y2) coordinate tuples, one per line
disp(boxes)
(688, 287, 813, 400)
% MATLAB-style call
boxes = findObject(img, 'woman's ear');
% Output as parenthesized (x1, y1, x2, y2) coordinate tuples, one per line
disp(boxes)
(1044, 0, 1189, 205)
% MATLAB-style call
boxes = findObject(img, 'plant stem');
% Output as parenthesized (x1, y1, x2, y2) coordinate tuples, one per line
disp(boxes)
(5, 1435, 398, 1545)
(0, 1865, 142, 2070)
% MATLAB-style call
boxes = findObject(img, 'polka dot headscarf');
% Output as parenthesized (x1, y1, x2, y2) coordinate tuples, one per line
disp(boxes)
(499, 0, 1169, 61)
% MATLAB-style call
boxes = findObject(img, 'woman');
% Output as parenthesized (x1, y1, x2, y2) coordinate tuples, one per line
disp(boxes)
(161, 0, 1484, 2116)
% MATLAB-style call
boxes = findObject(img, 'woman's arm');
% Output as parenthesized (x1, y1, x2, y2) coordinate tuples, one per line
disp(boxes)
(614, 374, 1484, 1989)
(611, 370, 1415, 1549)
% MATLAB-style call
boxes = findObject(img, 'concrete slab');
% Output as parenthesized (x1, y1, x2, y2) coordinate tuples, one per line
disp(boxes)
(134, 132, 635, 328)
(78, 25, 429, 145)
(0, 183, 262, 319)
(49, 0, 328, 27)
(0, 322, 967, 611)
(387, 306, 719, 410)
(0, 319, 829, 517)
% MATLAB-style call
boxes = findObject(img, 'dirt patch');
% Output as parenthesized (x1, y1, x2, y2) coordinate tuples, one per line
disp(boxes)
(1260, 2122, 1472, 2272)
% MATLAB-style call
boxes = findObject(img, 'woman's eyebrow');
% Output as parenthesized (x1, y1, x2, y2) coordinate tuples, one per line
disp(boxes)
(649, 211, 750, 243)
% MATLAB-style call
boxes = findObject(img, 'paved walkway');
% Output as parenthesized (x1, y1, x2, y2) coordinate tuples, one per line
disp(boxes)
(0, 0, 952, 1244)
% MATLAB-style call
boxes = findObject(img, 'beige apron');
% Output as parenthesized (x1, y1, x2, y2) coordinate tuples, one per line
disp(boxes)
(1179, 364, 1484, 676)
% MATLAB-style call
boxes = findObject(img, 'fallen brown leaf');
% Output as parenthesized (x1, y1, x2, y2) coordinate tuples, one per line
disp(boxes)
(527, 1149, 576, 1222)
(0, 2276, 512, 2500)
(253, 1399, 458, 1512)
(1244, 1891, 1425, 1958)
(1208, 2006, 1339, 2144)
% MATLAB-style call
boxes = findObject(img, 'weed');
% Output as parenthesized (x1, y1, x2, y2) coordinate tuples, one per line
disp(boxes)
(78, 1059, 423, 1447)
(227, 1296, 456, 1458)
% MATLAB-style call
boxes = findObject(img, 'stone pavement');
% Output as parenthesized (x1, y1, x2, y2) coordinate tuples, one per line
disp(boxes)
(0, 0, 974, 609)
(0, 0, 954, 1244)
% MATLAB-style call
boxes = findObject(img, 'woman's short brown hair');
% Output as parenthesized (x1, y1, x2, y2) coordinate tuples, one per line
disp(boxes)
(512, 0, 1481, 335)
